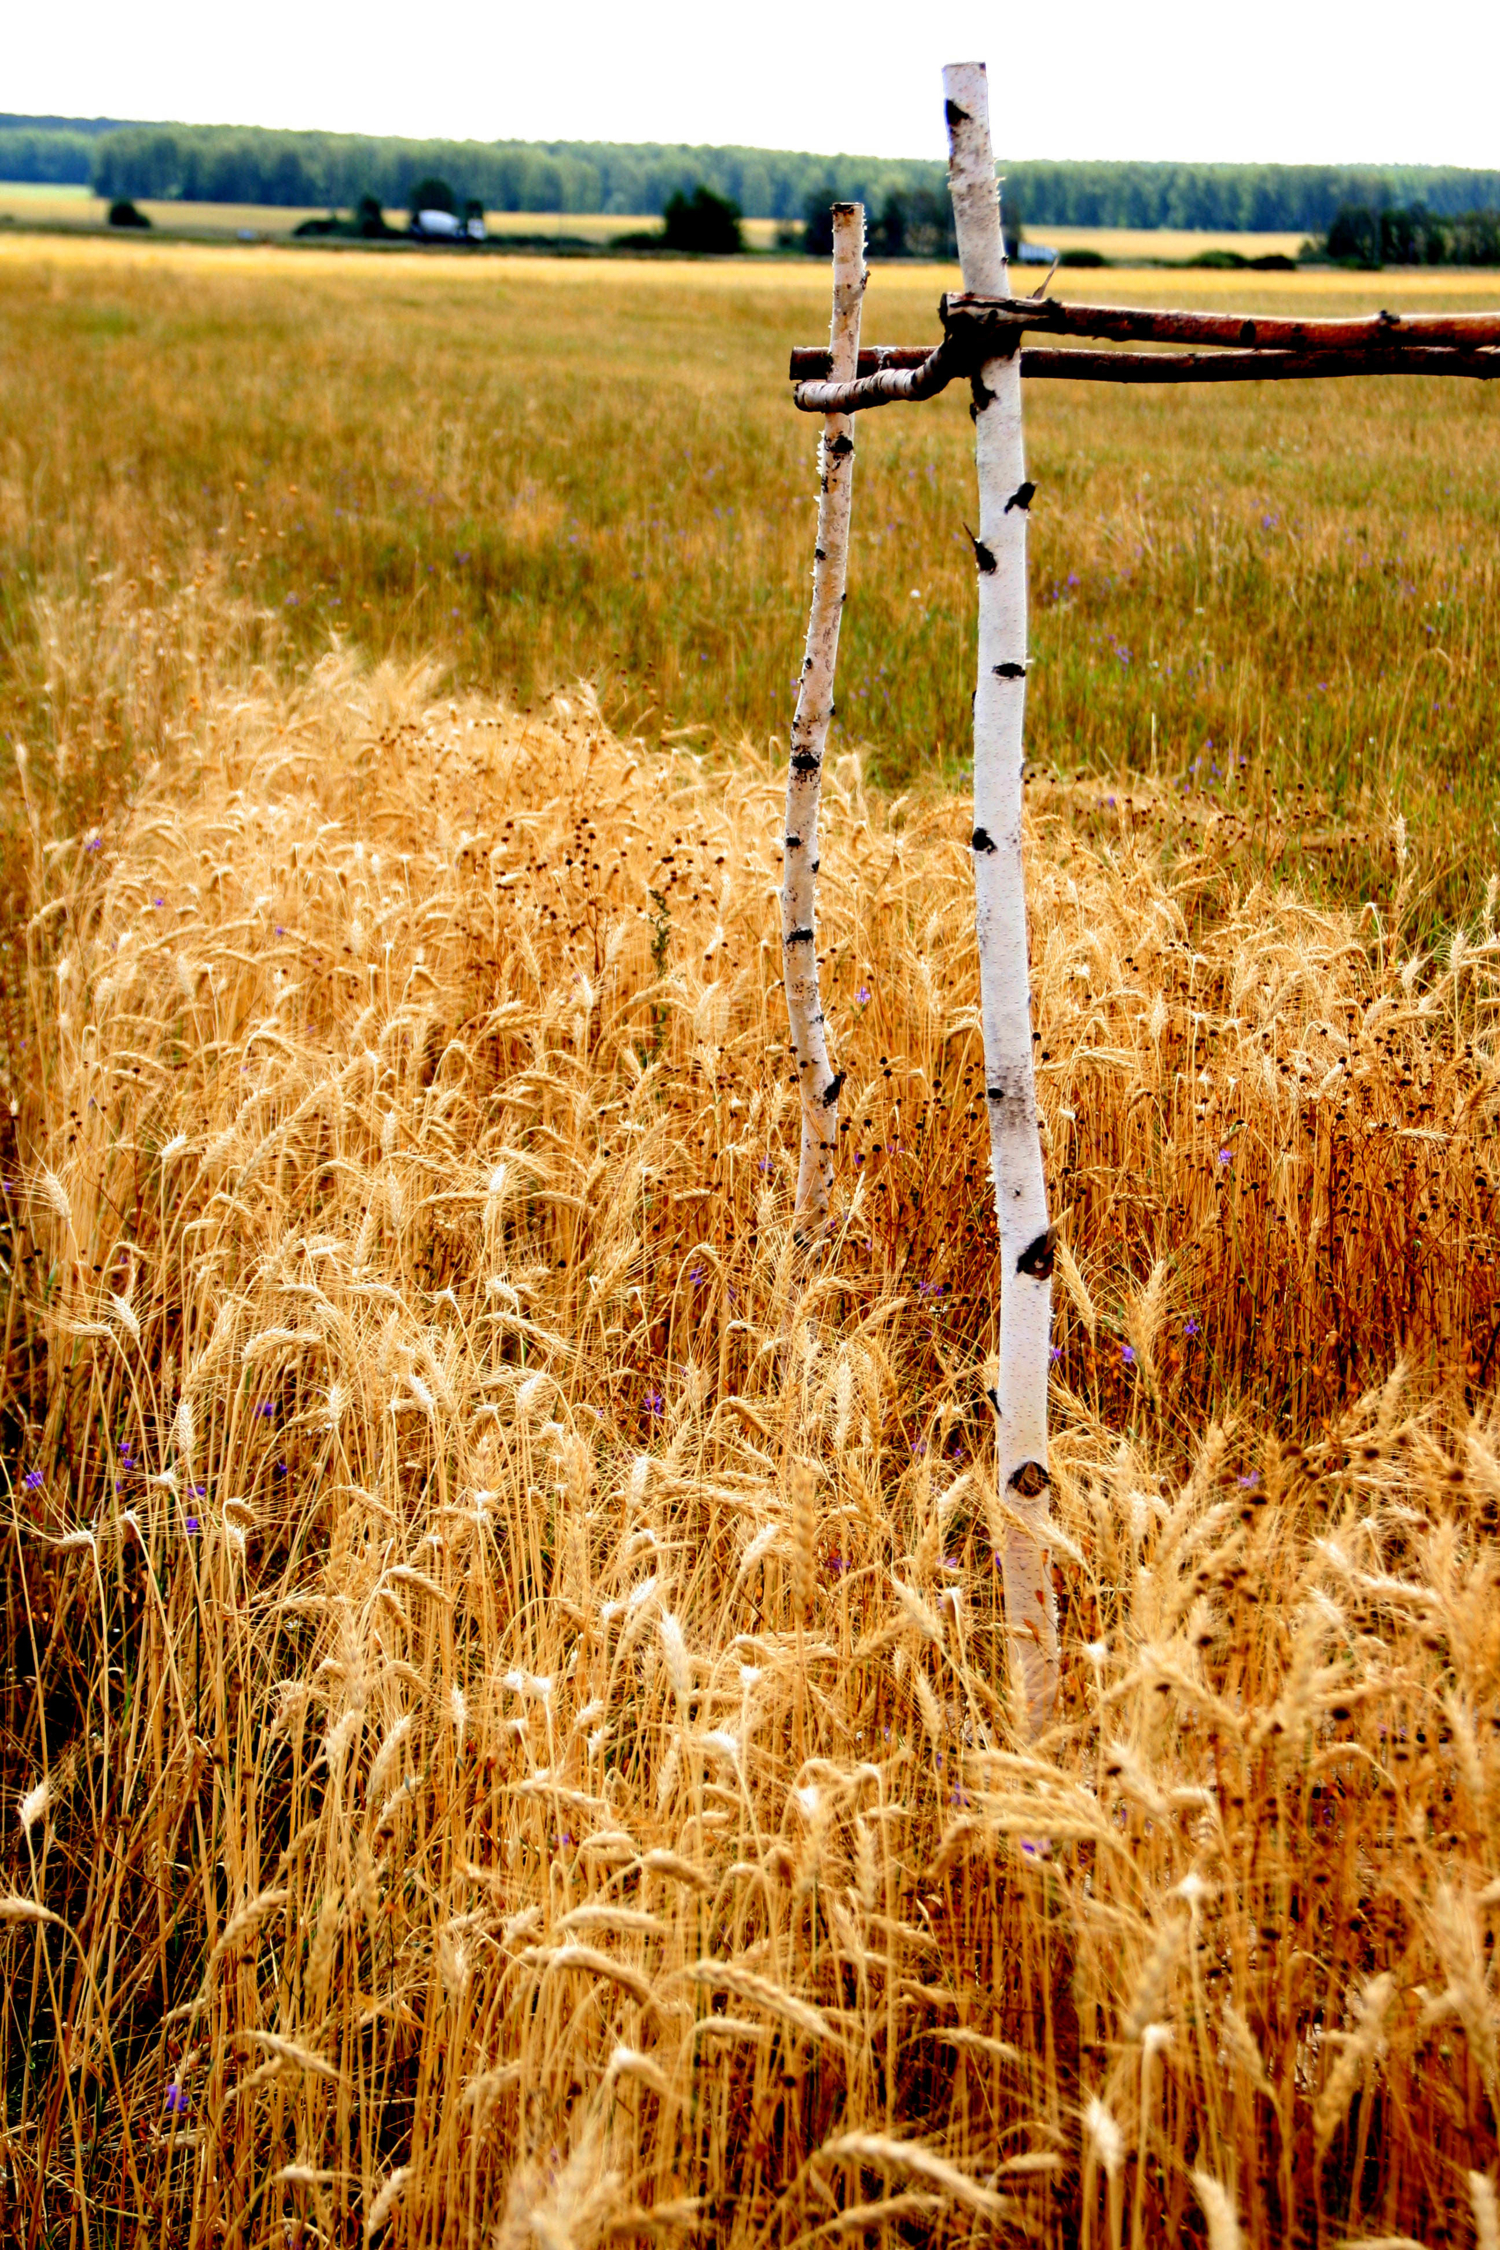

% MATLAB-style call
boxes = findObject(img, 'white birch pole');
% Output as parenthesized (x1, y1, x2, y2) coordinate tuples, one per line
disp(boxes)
(942, 64, 1059, 1735)
(782, 202, 866, 1236)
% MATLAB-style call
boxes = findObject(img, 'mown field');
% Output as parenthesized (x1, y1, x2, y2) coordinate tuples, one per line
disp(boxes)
(4, 238, 1500, 2247)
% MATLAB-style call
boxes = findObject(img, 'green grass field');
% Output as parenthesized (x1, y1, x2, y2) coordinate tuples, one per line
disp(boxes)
(2, 236, 1499, 933)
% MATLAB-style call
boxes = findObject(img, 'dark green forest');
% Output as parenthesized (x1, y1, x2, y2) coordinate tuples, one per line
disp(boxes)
(7, 114, 1500, 233)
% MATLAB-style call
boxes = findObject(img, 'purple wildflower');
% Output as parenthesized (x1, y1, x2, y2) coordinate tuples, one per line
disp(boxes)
(1120, 1343, 1136, 1366)
(1184, 1317, 1200, 1338)
(855, 985, 871, 1004)
(24, 1468, 43, 1490)
(164, 2084, 188, 2117)
(185, 1516, 201, 1535)
(644, 1387, 664, 1419)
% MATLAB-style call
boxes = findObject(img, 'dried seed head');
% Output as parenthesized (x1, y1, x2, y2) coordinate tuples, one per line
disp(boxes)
(1191, 2172, 1242, 2250)
(1083, 2093, 1123, 2181)
(18, 1778, 51, 1836)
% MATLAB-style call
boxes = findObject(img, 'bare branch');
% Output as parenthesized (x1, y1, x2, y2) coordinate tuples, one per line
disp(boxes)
(945, 293, 1500, 354)
(792, 342, 1500, 392)
(782, 203, 866, 1237)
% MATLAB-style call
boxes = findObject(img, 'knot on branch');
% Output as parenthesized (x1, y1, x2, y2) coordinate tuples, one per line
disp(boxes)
(1015, 1224, 1060, 1280)
(1008, 1460, 1051, 1499)
(965, 524, 998, 574)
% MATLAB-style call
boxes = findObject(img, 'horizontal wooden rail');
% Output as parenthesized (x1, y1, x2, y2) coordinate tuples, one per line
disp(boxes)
(790, 341, 1500, 401)
(943, 293, 1500, 354)
(1024, 345, 1500, 384)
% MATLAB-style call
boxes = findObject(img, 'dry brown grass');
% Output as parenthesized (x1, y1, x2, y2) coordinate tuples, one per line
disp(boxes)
(3, 642, 1500, 2243)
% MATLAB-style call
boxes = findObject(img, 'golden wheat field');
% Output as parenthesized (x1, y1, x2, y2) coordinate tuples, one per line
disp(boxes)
(5, 238, 1500, 2248)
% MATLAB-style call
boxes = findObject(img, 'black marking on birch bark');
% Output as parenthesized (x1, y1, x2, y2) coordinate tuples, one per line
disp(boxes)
(966, 524, 998, 574)
(1005, 481, 1037, 514)
(827, 433, 854, 459)
(786, 927, 814, 946)
(945, 98, 969, 128)
(811, 857, 820, 872)
(785, 833, 802, 848)
(791, 752, 820, 773)
(1009, 1460, 1051, 1499)
(993, 661, 1026, 679)
(971, 826, 997, 854)
(814, 547, 827, 563)
(1015, 1226, 1057, 1279)
(969, 371, 994, 415)
(821, 1070, 846, 1105)
(985, 1079, 1030, 1127)
(1239, 318, 1256, 344)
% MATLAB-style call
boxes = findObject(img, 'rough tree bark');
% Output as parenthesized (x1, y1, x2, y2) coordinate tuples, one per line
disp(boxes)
(782, 202, 866, 1234)
(793, 342, 1500, 404)
(943, 63, 1059, 1736)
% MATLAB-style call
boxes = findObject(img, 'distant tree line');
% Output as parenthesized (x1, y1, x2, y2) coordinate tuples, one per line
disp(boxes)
(84, 125, 944, 219)
(1326, 203, 1500, 266)
(6, 115, 1500, 233)
(0, 128, 101, 185)
(996, 160, 1500, 232)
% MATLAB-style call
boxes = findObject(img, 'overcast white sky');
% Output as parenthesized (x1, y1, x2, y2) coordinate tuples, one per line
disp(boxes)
(10, 0, 1500, 167)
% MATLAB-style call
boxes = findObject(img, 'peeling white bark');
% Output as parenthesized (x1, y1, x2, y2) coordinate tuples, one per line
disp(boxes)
(782, 202, 866, 1234)
(943, 63, 1059, 1735)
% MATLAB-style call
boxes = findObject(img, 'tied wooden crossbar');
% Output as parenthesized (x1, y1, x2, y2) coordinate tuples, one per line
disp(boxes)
(791, 296, 1500, 410)
(780, 60, 1500, 1738)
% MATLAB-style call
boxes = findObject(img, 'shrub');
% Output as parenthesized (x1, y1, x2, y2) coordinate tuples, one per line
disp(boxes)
(802, 194, 834, 258)
(408, 175, 457, 218)
(1058, 246, 1109, 267)
(661, 184, 743, 255)
(107, 197, 150, 229)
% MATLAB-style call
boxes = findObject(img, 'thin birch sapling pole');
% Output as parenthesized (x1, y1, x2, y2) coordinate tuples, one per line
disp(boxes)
(782, 202, 866, 1237)
(942, 63, 1059, 1735)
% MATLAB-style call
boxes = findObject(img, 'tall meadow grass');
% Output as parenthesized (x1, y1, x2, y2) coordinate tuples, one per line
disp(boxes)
(3, 242, 1500, 929)
(3, 648, 1500, 2242)
(4, 231, 1500, 2245)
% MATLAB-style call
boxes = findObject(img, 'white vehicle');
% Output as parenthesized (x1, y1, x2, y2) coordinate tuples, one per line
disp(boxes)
(411, 208, 463, 240)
